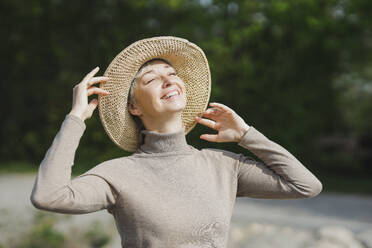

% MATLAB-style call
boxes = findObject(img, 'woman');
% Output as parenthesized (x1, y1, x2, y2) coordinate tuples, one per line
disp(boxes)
(30, 36, 322, 247)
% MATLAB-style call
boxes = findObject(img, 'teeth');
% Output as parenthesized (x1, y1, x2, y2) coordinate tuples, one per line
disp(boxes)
(163, 91, 178, 99)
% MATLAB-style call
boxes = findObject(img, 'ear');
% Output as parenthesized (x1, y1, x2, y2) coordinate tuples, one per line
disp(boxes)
(128, 102, 142, 116)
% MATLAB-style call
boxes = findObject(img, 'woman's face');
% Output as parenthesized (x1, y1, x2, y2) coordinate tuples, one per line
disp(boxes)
(129, 60, 187, 120)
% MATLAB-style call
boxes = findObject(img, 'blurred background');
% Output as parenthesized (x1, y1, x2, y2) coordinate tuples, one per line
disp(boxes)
(1, 0, 372, 247)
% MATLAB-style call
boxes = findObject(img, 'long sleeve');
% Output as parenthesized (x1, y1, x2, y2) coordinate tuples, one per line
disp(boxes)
(235, 126, 322, 199)
(30, 114, 117, 214)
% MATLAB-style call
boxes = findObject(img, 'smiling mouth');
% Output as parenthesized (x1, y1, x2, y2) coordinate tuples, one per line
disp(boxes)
(161, 90, 180, 100)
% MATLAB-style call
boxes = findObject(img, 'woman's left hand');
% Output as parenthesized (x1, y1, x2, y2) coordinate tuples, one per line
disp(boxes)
(194, 102, 251, 143)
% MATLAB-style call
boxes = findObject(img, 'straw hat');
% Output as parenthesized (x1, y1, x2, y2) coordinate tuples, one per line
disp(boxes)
(98, 36, 211, 152)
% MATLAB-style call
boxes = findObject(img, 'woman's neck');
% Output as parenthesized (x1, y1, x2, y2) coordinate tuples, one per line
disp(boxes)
(142, 113, 185, 133)
(138, 126, 189, 154)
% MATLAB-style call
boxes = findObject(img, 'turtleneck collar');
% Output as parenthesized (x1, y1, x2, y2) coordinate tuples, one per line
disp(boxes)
(137, 127, 189, 154)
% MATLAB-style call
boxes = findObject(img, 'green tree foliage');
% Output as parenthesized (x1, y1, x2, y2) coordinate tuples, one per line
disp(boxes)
(2, 0, 372, 176)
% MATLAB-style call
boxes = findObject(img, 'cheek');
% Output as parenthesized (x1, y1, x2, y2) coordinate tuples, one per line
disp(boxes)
(180, 83, 187, 101)
(176, 80, 185, 93)
(137, 87, 160, 110)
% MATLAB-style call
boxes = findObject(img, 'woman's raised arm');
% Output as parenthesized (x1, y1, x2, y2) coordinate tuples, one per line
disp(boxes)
(194, 102, 322, 199)
(30, 67, 116, 213)
(235, 126, 322, 199)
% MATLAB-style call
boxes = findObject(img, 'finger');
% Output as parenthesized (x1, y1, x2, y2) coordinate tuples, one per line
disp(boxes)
(87, 76, 110, 87)
(200, 134, 219, 142)
(201, 110, 218, 121)
(87, 87, 110, 96)
(201, 108, 224, 122)
(195, 116, 219, 130)
(87, 98, 98, 117)
(209, 102, 233, 113)
(204, 107, 222, 115)
(82, 66, 100, 84)
(202, 111, 213, 118)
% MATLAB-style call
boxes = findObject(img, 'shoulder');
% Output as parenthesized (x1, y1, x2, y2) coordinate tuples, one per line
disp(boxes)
(200, 147, 240, 159)
(198, 147, 246, 175)
(199, 147, 242, 167)
(81, 156, 138, 178)
(199, 147, 257, 164)
(98, 156, 137, 167)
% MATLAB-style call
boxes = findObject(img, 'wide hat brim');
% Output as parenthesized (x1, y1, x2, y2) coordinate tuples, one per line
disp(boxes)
(98, 36, 211, 152)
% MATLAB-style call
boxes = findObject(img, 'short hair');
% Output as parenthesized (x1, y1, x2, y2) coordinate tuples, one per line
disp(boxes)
(127, 58, 172, 106)
(127, 58, 173, 131)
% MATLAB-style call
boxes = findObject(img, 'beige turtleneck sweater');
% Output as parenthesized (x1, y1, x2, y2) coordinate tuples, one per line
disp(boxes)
(30, 114, 322, 247)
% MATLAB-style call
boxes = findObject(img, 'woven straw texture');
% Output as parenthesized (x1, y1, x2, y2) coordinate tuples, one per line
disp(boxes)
(98, 36, 211, 152)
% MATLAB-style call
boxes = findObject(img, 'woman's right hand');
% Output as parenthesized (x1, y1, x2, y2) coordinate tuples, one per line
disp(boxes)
(68, 66, 110, 122)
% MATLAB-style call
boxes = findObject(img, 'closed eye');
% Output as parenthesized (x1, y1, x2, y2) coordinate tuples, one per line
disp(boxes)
(146, 78, 155, 84)
(146, 72, 176, 84)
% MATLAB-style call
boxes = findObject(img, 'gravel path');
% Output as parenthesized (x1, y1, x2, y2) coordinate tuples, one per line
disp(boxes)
(1, 173, 372, 248)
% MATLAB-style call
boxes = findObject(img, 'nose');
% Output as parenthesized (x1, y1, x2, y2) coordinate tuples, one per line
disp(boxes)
(161, 75, 174, 88)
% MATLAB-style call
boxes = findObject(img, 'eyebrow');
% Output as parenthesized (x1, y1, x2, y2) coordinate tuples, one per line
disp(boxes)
(138, 65, 175, 82)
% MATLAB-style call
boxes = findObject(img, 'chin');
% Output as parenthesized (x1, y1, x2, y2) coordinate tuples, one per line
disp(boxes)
(163, 97, 186, 110)
(165, 105, 185, 113)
